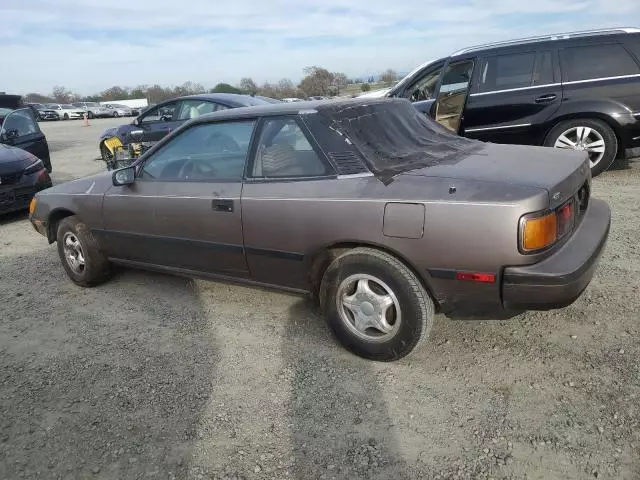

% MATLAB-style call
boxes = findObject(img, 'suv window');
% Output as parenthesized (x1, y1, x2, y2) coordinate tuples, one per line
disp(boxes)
(478, 52, 536, 92)
(623, 39, 640, 62)
(404, 65, 444, 102)
(140, 120, 256, 181)
(251, 118, 330, 178)
(560, 44, 640, 82)
(533, 51, 554, 86)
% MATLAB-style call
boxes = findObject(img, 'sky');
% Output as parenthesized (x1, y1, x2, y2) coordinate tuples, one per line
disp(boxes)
(2, 0, 640, 96)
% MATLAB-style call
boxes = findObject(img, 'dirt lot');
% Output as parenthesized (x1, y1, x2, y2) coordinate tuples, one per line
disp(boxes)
(1, 119, 639, 480)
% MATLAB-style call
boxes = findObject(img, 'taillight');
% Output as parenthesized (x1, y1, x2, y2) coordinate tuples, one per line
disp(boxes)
(520, 199, 575, 253)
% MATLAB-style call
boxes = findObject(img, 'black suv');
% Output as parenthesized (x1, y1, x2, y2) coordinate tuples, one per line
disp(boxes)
(385, 28, 640, 176)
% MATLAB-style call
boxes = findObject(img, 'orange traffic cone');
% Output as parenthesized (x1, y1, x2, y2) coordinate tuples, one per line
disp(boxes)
(83, 113, 90, 127)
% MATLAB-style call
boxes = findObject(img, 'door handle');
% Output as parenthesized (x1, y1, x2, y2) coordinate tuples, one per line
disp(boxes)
(212, 199, 234, 213)
(535, 94, 557, 103)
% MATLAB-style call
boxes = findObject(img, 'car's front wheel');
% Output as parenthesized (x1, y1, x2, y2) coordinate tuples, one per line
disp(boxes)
(545, 119, 617, 177)
(113, 111, 119, 118)
(88, 111, 94, 119)
(320, 247, 434, 361)
(63, 113, 69, 120)
(56, 216, 111, 287)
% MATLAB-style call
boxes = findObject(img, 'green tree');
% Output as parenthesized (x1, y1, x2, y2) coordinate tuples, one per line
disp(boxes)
(361, 83, 371, 92)
(210, 83, 243, 94)
(298, 66, 334, 97)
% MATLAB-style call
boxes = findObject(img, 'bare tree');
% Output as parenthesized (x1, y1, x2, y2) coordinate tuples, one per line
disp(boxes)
(299, 66, 334, 97)
(25, 93, 53, 103)
(380, 69, 398, 85)
(239, 77, 258, 95)
(51, 86, 75, 103)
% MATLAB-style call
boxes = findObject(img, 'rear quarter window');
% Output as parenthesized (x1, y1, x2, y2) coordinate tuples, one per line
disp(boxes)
(622, 38, 640, 63)
(560, 43, 640, 82)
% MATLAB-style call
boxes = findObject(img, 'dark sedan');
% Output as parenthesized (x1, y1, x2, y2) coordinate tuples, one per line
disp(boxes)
(0, 144, 51, 215)
(31, 98, 609, 361)
(98, 93, 280, 162)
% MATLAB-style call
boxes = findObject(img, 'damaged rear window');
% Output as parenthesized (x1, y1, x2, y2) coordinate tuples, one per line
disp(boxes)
(315, 98, 482, 183)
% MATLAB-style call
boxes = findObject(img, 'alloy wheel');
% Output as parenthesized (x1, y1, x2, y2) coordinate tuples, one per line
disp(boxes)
(553, 126, 606, 167)
(336, 274, 401, 342)
(63, 232, 86, 274)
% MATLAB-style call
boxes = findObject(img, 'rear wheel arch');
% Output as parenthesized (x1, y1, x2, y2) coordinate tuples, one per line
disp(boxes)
(306, 241, 440, 311)
(47, 208, 76, 244)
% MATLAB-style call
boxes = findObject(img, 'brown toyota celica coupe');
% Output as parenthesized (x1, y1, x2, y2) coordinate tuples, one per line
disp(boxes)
(29, 98, 610, 361)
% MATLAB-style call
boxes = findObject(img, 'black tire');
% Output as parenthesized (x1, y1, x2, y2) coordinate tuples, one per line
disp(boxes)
(544, 118, 617, 177)
(56, 216, 110, 287)
(88, 111, 94, 119)
(319, 247, 434, 361)
(113, 112, 119, 118)
(63, 113, 69, 120)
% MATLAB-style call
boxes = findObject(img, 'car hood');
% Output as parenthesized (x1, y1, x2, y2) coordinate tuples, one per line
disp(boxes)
(400, 142, 590, 208)
(0, 144, 38, 173)
(99, 123, 136, 141)
(42, 171, 113, 195)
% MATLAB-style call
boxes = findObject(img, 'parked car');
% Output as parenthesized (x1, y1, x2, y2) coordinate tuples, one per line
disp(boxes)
(1, 94, 52, 172)
(46, 103, 86, 120)
(72, 102, 112, 119)
(103, 104, 133, 117)
(34, 104, 60, 121)
(0, 96, 52, 215)
(30, 98, 609, 360)
(379, 27, 640, 177)
(98, 93, 279, 162)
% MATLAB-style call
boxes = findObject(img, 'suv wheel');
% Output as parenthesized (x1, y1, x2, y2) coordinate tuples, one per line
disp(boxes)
(320, 247, 434, 361)
(545, 119, 617, 177)
(56, 216, 111, 287)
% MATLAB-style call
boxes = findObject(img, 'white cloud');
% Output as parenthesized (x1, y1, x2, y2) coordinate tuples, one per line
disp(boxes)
(2, 0, 638, 94)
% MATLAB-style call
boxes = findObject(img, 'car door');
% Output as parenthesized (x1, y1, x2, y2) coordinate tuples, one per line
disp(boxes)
(0, 108, 51, 170)
(135, 101, 183, 142)
(461, 50, 562, 146)
(241, 116, 338, 290)
(100, 118, 257, 276)
(431, 58, 475, 133)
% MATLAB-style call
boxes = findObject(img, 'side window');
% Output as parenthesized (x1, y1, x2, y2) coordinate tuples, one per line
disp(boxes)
(1, 109, 39, 138)
(251, 118, 331, 178)
(140, 120, 256, 181)
(533, 51, 554, 86)
(404, 65, 444, 102)
(560, 44, 640, 82)
(139, 102, 178, 124)
(175, 100, 222, 120)
(478, 52, 536, 92)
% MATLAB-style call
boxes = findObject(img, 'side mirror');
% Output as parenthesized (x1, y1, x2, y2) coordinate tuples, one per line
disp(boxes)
(112, 166, 136, 186)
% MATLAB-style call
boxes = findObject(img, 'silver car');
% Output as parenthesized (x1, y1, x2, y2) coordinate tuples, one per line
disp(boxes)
(72, 102, 112, 119)
(103, 104, 133, 117)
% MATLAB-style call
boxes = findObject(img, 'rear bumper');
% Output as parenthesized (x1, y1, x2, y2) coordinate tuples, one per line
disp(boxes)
(502, 198, 610, 310)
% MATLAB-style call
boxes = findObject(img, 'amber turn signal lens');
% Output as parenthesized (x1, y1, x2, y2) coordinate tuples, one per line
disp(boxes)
(29, 197, 37, 216)
(522, 212, 557, 251)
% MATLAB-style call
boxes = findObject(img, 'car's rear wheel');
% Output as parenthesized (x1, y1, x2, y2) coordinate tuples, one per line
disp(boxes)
(63, 113, 69, 120)
(545, 119, 617, 177)
(56, 216, 111, 287)
(320, 247, 434, 361)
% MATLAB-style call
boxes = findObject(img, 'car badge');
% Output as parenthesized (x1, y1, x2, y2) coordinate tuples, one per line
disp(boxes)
(552, 192, 561, 201)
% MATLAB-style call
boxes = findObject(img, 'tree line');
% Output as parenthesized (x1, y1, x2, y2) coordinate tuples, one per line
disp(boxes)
(23, 67, 399, 105)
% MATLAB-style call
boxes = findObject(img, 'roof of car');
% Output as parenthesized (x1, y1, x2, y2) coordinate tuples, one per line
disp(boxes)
(168, 93, 278, 107)
(192, 97, 406, 123)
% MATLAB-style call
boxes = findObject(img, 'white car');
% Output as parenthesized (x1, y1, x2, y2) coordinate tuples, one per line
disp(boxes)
(46, 104, 87, 120)
(103, 104, 133, 117)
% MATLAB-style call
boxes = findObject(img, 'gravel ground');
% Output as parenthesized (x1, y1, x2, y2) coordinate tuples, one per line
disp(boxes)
(1, 119, 639, 480)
